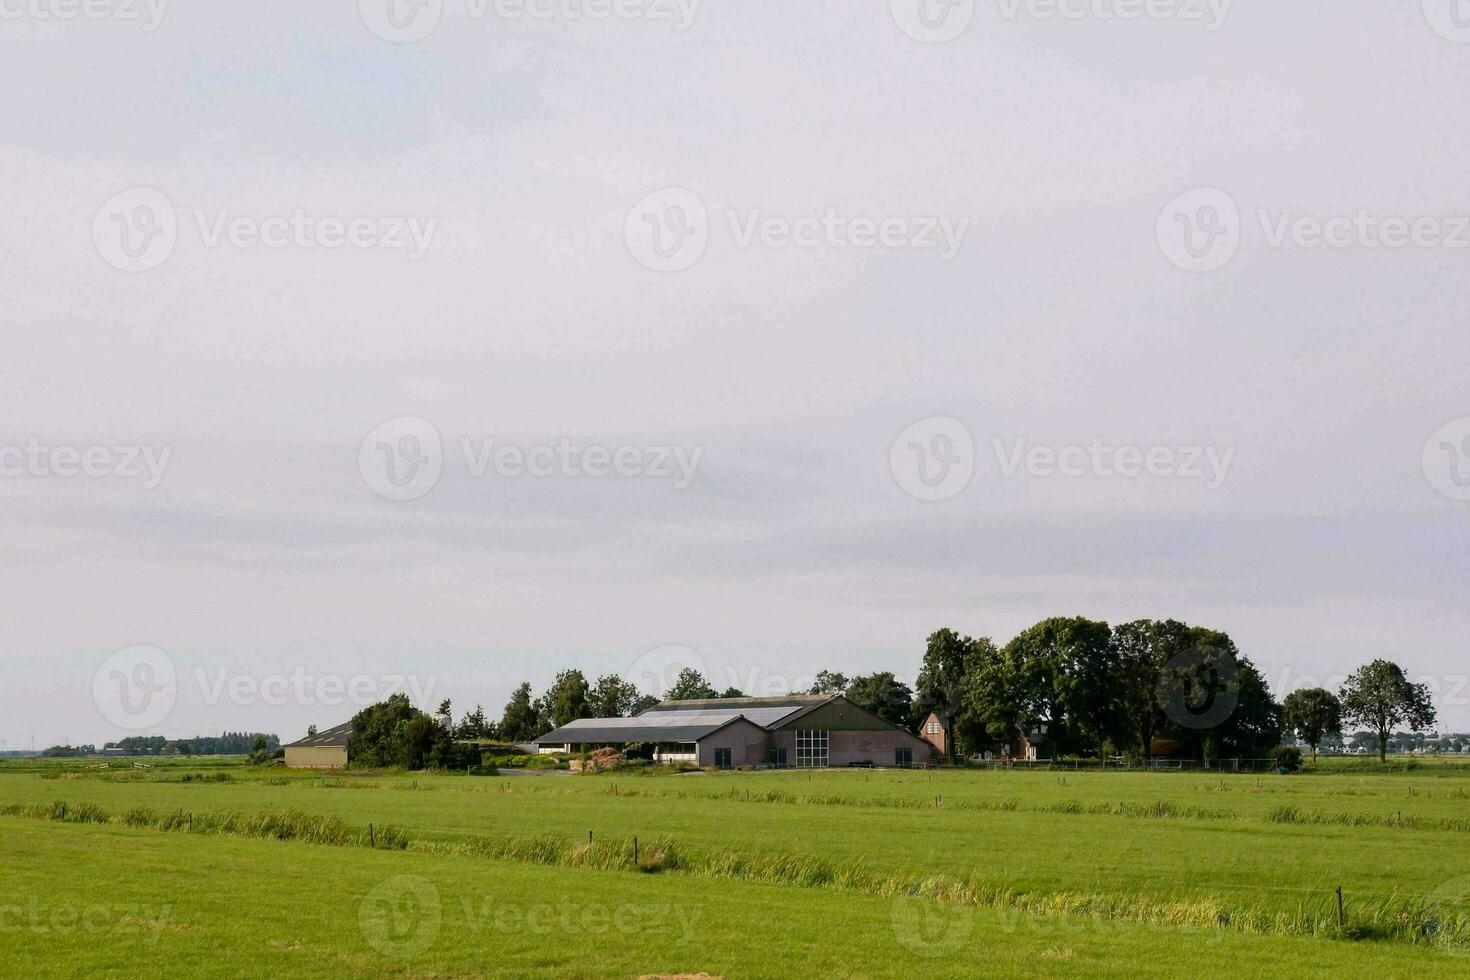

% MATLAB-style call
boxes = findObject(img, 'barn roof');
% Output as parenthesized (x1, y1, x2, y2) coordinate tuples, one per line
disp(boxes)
(534, 695, 831, 745)
(284, 721, 353, 748)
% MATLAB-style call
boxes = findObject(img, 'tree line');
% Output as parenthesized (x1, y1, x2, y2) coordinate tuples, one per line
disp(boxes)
(473, 618, 1438, 764)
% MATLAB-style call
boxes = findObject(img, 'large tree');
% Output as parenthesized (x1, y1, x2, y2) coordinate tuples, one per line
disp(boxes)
(588, 674, 642, 718)
(349, 693, 458, 769)
(546, 670, 592, 727)
(499, 682, 540, 742)
(916, 628, 991, 758)
(665, 667, 717, 701)
(1281, 687, 1343, 763)
(1111, 618, 1190, 758)
(1015, 616, 1117, 760)
(1339, 660, 1437, 762)
(844, 671, 913, 727)
(455, 704, 494, 740)
(805, 670, 849, 696)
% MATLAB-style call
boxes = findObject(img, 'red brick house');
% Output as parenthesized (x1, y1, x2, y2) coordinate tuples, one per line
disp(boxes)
(919, 712, 950, 758)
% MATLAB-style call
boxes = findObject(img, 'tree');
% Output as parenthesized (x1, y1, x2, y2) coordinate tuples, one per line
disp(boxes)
(456, 704, 493, 740)
(306, 724, 317, 738)
(588, 675, 642, 718)
(1339, 660, 1437, 762)
(1005, 616, 1117, 760)
(1281, 688, 1343, 763)
(916, 628, 988, 758)
(845, 672, 912, 727)
(499, 682, 540, 742)
(1219, 656, 1282, 759)
(665, 667, 716, 701)
(436, 698, 452, 716)
(547, 670, 592, 727)
(806, 670, 849, 696)
(1111, 619, 1190, 759)
(715, 686, 746, 698)
(630, 693, 659, 716)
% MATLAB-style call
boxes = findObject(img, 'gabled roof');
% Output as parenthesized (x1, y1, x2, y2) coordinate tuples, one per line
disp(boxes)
(284, 721, 353, 749)
(535, 695, 833, 745)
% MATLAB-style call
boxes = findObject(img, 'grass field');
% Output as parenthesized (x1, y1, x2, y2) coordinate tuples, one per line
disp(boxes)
(3, 758, 1470, 977)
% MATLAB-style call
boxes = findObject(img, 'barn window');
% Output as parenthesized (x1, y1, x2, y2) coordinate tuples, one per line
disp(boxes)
(795, 729, 828, 768)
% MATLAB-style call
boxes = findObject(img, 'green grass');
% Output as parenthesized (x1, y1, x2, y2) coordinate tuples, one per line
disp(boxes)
(3, 762, 1470, 975)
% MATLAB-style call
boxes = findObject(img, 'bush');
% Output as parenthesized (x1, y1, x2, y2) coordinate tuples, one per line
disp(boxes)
(1270, 746, 1303, 773)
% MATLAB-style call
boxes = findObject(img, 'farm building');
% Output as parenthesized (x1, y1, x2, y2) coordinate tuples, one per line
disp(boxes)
(534, 694, 933, 768)
(283, 721, 352, 769)
(919, 712, 951, 758)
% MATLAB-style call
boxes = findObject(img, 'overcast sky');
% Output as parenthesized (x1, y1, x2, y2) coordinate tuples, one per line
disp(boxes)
(3, 1, 1469, 748)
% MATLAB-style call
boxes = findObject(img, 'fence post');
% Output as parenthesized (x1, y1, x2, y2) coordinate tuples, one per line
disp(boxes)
(588, 830, 593, 845)
(633, 836, 638, 864)
(369, 823, 375, 847)
(1335, 886, 1344, 929)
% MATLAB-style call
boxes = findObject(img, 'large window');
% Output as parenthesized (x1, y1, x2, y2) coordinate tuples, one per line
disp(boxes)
(895, 747, 912, 767)
(795, 729, 828, 768)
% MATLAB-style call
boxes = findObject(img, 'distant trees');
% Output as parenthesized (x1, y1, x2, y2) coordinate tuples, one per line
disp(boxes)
(844, 672, 912, 727)
(499, 682, 542, 742)
(587, 675, 641, 717)
(805, 670, 849, 697)
(1340, 660, 1437, 762)
(665, 667, 717, 701)
(455, 705, 494, 740)
(547, 669, 592, 727)
(1281, 688, 1343, 762)
(916, 628, 981, 758)
(349, 694, 477, 770)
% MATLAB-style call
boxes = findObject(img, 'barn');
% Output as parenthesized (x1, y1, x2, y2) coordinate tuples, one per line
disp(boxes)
(533, 694, 932, 768)
(282, 721, 352, 769)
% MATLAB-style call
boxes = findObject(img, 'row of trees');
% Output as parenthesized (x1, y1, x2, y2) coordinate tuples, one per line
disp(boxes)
(453, 620, 1438, 764)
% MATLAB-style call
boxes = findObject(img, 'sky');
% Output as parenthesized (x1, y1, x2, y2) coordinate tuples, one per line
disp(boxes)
(2, 0, 1469, 749)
